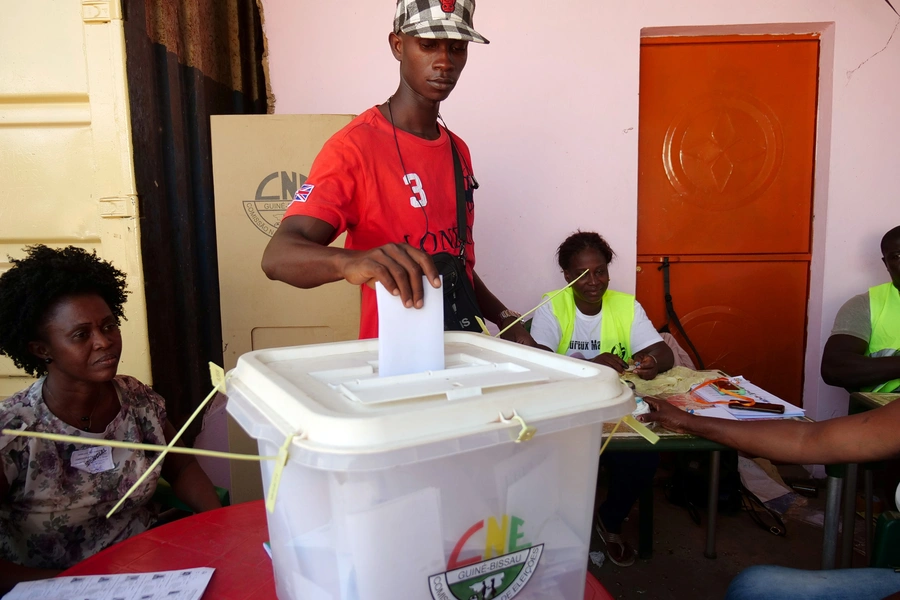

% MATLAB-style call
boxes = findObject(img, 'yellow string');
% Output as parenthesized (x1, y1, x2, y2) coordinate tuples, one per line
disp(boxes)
(599, 418, 624, 457)
(105, 363, 226, 518)
(5, 359, 654, 517)
(0, 429, 276, 461)
(495, 269, 588, 338)
(3, 364, 312, 517)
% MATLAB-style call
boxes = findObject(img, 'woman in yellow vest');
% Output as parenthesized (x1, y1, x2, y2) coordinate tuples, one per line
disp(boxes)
(530, 231, 674, 566)
(531, 231, 674, 376)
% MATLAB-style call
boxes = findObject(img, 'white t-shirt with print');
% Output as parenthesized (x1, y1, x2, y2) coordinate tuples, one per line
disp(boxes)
(530, 298, 663, 360)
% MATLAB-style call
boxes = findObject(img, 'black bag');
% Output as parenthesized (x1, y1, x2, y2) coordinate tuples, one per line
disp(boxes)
(436, 138, 483, 333)
(433, 252, 482, 332)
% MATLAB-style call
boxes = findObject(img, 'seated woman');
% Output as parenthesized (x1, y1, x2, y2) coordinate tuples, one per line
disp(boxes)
(530, 231, 674, 567)
(0, 245, 222, 593)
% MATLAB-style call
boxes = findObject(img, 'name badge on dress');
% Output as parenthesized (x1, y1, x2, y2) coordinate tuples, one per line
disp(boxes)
(71, 445, 115, 474)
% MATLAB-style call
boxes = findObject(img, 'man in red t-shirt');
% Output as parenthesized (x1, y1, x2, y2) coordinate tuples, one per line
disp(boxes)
(262, 0, 534, 343)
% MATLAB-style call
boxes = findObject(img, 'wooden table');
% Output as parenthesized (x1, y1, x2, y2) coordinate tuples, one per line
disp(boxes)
(850, 392, 900, 411)
(61, 500, 612, 599)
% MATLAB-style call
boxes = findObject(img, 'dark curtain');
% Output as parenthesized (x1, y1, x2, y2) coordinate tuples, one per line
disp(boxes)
(123, 0, 268, 440)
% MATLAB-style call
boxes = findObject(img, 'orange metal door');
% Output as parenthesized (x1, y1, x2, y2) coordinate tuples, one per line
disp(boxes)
(636, 35, 819, 405)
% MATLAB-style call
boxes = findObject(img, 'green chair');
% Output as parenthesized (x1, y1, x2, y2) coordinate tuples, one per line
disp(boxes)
(872, 511, 900, 568)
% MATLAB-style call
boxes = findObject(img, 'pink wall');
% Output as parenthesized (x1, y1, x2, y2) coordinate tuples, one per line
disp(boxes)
(260, 0, 900, 420)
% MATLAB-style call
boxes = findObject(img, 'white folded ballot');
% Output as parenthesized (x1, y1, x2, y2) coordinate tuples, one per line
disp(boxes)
(690, 376, 805, 420)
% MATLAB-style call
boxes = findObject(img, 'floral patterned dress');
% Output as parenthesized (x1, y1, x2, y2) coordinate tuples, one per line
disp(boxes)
(0, 375, 167, 569)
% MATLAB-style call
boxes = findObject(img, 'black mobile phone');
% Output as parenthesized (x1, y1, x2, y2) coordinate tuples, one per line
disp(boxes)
(728, 401, 785, 414)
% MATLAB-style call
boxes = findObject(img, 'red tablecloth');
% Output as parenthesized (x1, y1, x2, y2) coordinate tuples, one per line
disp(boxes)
(62, 500, 613, 600)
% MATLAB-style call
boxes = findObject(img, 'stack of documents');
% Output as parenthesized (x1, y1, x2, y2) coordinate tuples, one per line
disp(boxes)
(691, 376, 805, 420)
(2, 568, 214, 600)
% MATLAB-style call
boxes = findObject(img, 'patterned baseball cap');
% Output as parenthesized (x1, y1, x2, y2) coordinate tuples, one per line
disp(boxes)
(393, 0, 490, 44)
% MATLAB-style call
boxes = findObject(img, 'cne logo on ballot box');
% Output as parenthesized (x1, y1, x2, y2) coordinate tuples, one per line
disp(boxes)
(429, 514, 543, 600)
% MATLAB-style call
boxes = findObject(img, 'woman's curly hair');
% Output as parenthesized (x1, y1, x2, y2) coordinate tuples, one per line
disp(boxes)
(556, 230, 616, 271)
(0, 245, 128, 377)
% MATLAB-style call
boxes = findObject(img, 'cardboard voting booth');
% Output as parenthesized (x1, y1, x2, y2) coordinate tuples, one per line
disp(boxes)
(211, 114, 359, 502)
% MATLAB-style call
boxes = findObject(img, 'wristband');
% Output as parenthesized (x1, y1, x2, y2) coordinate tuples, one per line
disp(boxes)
(499, 309, 521, 322)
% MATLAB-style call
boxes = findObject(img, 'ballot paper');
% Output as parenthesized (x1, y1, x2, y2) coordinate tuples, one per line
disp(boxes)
(1, 568, 214, 600)
(345, 487, 445, 600)
(691, 376, 804, 420)
(375, 276, 444, 377)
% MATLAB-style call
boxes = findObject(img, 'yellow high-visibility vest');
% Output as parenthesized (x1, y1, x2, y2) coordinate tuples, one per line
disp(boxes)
(865, 282, 900, 393)
(546, 287, 635, 359)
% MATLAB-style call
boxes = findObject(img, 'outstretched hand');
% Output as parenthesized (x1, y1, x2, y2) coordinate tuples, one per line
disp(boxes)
(638, 396, 695, 434)
(341, 243, 441, 308)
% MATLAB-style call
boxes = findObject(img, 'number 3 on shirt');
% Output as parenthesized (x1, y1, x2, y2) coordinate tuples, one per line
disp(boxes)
(404, 173, 428, 208)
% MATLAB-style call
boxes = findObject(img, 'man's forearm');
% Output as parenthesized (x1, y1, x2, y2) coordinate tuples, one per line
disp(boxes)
(822, 354, 900, 389)
(683, 417, 817, 462)
(261, 215, 351, 289)
(671, 410, 894, 465)
(472, 271, 508, 325)
(262, 235, 352, 289)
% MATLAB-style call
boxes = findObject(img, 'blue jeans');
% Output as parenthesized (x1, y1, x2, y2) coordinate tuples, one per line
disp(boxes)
(725, 565, 900, 600)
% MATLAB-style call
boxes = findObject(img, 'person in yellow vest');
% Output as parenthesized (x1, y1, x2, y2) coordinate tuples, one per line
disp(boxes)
(821, 225, 900, 394)
(530, 231, 674, 567)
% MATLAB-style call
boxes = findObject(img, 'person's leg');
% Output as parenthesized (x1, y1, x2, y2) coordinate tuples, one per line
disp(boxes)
(597, 452, 659, 533)
(596, 452, 658, 567)
(725, 565, 900, 600)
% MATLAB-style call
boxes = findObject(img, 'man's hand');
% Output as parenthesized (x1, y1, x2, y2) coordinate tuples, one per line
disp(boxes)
(262, 216, 441, 310)
(639, 396, 694, 433)
(499, 321, 537, 346)
(339, 243, 441, 308)
(631, 352, 659, 380)
(592, 352, 628, 373)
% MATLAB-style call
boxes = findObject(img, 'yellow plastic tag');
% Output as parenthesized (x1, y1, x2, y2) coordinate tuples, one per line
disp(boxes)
(623, 414, 660, 445)
(209, 362, 227, 393)
(498, 411, 537, 443)
(474, 315, 491, 335)
(266, 432, 298, 513)
(512, 415, 537, 443)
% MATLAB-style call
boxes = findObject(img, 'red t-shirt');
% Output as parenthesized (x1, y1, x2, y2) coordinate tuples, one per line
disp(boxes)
(283, 106, 477, 339)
